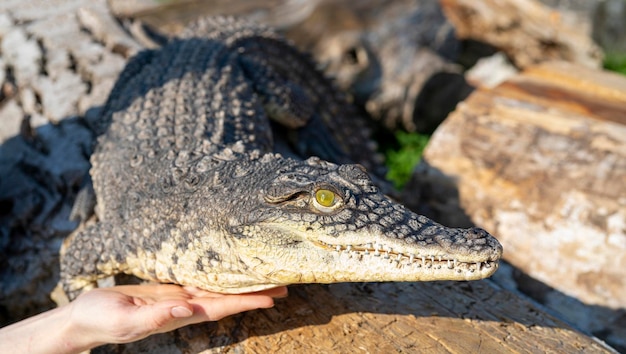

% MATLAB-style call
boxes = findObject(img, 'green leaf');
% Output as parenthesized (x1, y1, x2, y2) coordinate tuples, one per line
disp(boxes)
(384, 131, 430, 189)
(604, 52, 626, 76)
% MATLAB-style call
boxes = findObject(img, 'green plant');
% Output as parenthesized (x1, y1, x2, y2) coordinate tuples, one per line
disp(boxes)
(384, 131, 430, 189)
(604, 52, 626, 76)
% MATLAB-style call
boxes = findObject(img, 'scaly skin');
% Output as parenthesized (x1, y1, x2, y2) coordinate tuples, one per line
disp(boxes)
(60, 17, 502, 299)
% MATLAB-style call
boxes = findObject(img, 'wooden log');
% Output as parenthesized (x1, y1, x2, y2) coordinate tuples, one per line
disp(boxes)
(95, 281, 613, 353)
(0, 0, 132, 324)
(411, 60, 626, 351)
(284, 0, 464, 132)
(440, 0, 604, 68)
(111, 0, 466, 132)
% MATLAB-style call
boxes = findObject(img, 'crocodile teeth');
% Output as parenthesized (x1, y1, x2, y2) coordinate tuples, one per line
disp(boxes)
(322, 241, 493, 274)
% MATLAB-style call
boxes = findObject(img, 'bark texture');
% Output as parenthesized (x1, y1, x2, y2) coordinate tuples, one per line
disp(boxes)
(440, 0, 604, 68)
(94, 282, 612, 353)
(410, 60, 626, 351)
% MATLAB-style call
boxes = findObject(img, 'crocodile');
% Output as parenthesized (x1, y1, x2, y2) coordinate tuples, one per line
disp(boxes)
(60, 16, 502, 299)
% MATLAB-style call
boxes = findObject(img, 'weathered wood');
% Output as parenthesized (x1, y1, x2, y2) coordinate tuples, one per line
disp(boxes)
(440, 0, 604, 68)
(539, 0, 626, 54)
(112, 0, 466, 132)
(0, 0, 131, 324)
(283, 0, 464, 132)
(411, 60, 626, 351)
(95, 281, 612, 353)
(109, 0, 316, 34)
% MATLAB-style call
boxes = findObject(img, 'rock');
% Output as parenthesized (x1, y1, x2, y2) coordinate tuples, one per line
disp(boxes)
(77, 4, 143, 58)
(409, 60, 626, 350)
(34, 71, 87, 122)
(1, 28, 41, 86)
(0, 117, 93, 324)
(0, 13, 12, 37)
(0, 58, 5, 89)
(0, 100, 23, 143)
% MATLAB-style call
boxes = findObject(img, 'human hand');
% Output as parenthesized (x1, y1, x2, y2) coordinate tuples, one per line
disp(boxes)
(67, 284, 288, 348)
(1, 283, 287, 354)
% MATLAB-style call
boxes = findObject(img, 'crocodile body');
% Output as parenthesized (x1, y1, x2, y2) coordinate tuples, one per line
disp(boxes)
(60, 17, 502, 298)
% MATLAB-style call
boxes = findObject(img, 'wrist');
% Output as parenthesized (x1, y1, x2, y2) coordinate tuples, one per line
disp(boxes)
(56, 302, 105, 353)
(0, 303, 102, 354)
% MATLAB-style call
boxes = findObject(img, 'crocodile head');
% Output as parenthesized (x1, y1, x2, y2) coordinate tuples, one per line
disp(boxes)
(218, 156, 502, 293)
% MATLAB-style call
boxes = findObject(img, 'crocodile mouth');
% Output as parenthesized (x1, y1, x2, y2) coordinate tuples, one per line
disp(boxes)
(315, 241, 498, 274)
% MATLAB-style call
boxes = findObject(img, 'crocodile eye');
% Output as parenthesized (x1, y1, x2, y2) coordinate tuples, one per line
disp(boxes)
(313, 189, 341, 213)
(315, 189, 336, 207)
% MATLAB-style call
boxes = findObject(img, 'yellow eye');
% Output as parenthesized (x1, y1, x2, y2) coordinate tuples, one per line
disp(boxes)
(315, 189, 336, 207)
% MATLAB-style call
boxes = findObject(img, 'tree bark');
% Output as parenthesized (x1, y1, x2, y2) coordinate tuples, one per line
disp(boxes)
(440, 0, 604, 68)
(411, 60, 626, 351)
(95, 282, 612, 353)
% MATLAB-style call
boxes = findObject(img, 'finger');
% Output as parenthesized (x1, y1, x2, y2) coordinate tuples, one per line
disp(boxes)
(107, 284, 191, 302)
(188, 295, 275, 322)
(182, 285, 289, 299)
(182, 286, 226, 298)
(252, 286, 288, 298)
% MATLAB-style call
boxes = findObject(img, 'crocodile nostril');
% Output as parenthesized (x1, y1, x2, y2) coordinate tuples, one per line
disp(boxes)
(465, 227, 490, 240)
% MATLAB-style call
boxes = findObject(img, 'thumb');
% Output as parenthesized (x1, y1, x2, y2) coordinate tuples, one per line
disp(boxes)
(169, 304, 194, 319)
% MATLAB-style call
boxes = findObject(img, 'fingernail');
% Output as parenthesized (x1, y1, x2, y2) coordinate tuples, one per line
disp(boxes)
(171, 306, 193, 318)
